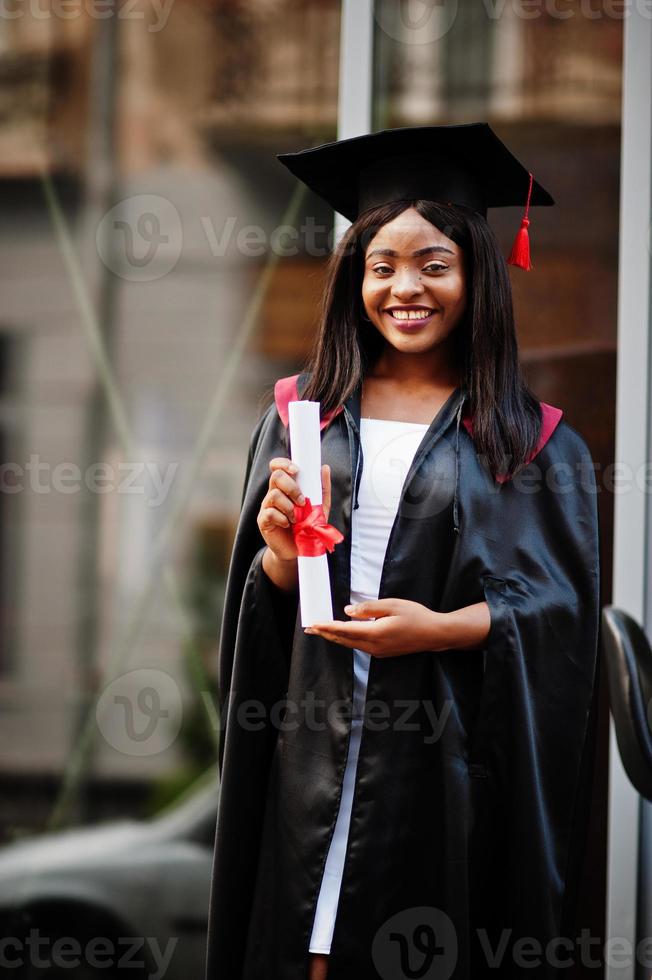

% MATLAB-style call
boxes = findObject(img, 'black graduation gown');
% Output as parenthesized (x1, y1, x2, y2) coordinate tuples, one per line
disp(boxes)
(204, 372, 600, 980)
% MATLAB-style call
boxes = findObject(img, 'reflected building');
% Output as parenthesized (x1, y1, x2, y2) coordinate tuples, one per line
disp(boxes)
(0, 0, 341, 828)
(0, 6, 620, 925)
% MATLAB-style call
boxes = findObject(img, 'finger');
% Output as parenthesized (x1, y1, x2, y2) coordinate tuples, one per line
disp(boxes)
(259, 506, 292, 530)
(308, 620, 373, 639)
(269, 473, 305, 508)
(266, 487, 297, 522)
(344, 600, 396, 619)
(269, 457, 298, 476)
(321, 464, 331, 521)
(269, 469, 306, 506)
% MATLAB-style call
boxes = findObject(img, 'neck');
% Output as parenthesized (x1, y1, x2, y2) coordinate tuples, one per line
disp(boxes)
(370, 337, 460, 390)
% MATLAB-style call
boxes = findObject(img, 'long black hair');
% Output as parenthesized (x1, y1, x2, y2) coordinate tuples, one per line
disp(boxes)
(296, 198, 542, 480)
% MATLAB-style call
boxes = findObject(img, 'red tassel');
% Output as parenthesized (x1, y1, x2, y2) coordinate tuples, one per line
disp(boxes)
(508, 217, 532, 270)
(508, 171, 534, 271)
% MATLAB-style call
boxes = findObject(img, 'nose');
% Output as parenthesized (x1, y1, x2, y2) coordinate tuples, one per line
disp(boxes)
(390, 267, 425, 302)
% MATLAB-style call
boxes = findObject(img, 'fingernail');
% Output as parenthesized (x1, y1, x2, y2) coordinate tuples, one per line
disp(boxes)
(298, 495, 306, 506)
(289, 464, 298, 474)
(304, 627, 315, 634)
(344, 604, 355, 612)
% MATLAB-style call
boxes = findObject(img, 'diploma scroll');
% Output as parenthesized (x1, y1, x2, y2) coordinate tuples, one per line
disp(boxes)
(288, 400, 344, 627)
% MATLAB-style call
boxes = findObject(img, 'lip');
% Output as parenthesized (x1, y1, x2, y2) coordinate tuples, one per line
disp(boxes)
(385, 305, 434, 311)
(383, 308, 439, 331)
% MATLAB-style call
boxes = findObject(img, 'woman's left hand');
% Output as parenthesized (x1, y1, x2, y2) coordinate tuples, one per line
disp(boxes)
(304, 598, 444, 657)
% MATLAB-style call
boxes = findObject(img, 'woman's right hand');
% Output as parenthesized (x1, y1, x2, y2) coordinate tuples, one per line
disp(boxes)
(257, 458, 332, 562)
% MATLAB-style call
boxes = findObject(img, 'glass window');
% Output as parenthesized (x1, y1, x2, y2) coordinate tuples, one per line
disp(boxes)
(0, 0, 341, 836)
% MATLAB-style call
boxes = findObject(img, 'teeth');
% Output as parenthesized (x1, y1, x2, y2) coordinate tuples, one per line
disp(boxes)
(389, 309, 433, 320)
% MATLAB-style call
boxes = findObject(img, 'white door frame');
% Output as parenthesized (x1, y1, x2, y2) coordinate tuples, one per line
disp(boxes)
(336, 0, 374, 244)
(607, 7, 652, 980)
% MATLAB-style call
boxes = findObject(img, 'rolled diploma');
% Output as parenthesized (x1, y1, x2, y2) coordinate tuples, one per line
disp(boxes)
(288, 400, 334, 627)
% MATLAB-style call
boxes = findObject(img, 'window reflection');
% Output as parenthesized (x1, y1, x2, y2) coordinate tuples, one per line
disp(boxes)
(0, 0, 341, 832)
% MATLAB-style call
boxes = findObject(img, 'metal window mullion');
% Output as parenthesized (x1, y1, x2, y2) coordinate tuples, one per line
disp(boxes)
(335, 0, 374, 243)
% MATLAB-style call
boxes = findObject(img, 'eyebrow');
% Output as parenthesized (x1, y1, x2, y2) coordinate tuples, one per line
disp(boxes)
(365, 245, 455, 260)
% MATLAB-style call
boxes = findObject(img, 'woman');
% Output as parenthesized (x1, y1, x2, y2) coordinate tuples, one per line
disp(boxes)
(205, 124, 600, 980)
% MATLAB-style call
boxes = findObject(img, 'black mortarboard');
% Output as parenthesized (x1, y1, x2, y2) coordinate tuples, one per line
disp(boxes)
(276, 122, 555, 271)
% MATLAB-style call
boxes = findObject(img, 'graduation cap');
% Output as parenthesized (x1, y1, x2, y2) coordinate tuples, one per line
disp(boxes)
(276, 122, 554, 271)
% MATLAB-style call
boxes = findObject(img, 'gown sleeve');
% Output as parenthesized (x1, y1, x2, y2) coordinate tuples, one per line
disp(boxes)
(206, 402, 299, 980)
(463, 419, 601, 962)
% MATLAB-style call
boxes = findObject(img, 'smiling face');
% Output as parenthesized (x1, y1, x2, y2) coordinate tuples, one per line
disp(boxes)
(361, 207, 467, 360)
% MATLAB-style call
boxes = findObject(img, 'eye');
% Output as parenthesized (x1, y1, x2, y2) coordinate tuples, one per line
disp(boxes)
(423, 262, 448, 273)
(372, 264, 394, 275)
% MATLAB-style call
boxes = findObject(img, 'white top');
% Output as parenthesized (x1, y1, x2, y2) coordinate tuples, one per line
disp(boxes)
(308, 417, 429, 954)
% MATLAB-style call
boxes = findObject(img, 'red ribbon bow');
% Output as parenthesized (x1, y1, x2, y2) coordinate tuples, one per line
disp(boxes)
(292, 496, 344, 557)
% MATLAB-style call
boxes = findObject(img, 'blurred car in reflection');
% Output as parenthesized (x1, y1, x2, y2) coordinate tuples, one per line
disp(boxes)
(0, 774, 218, 979)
